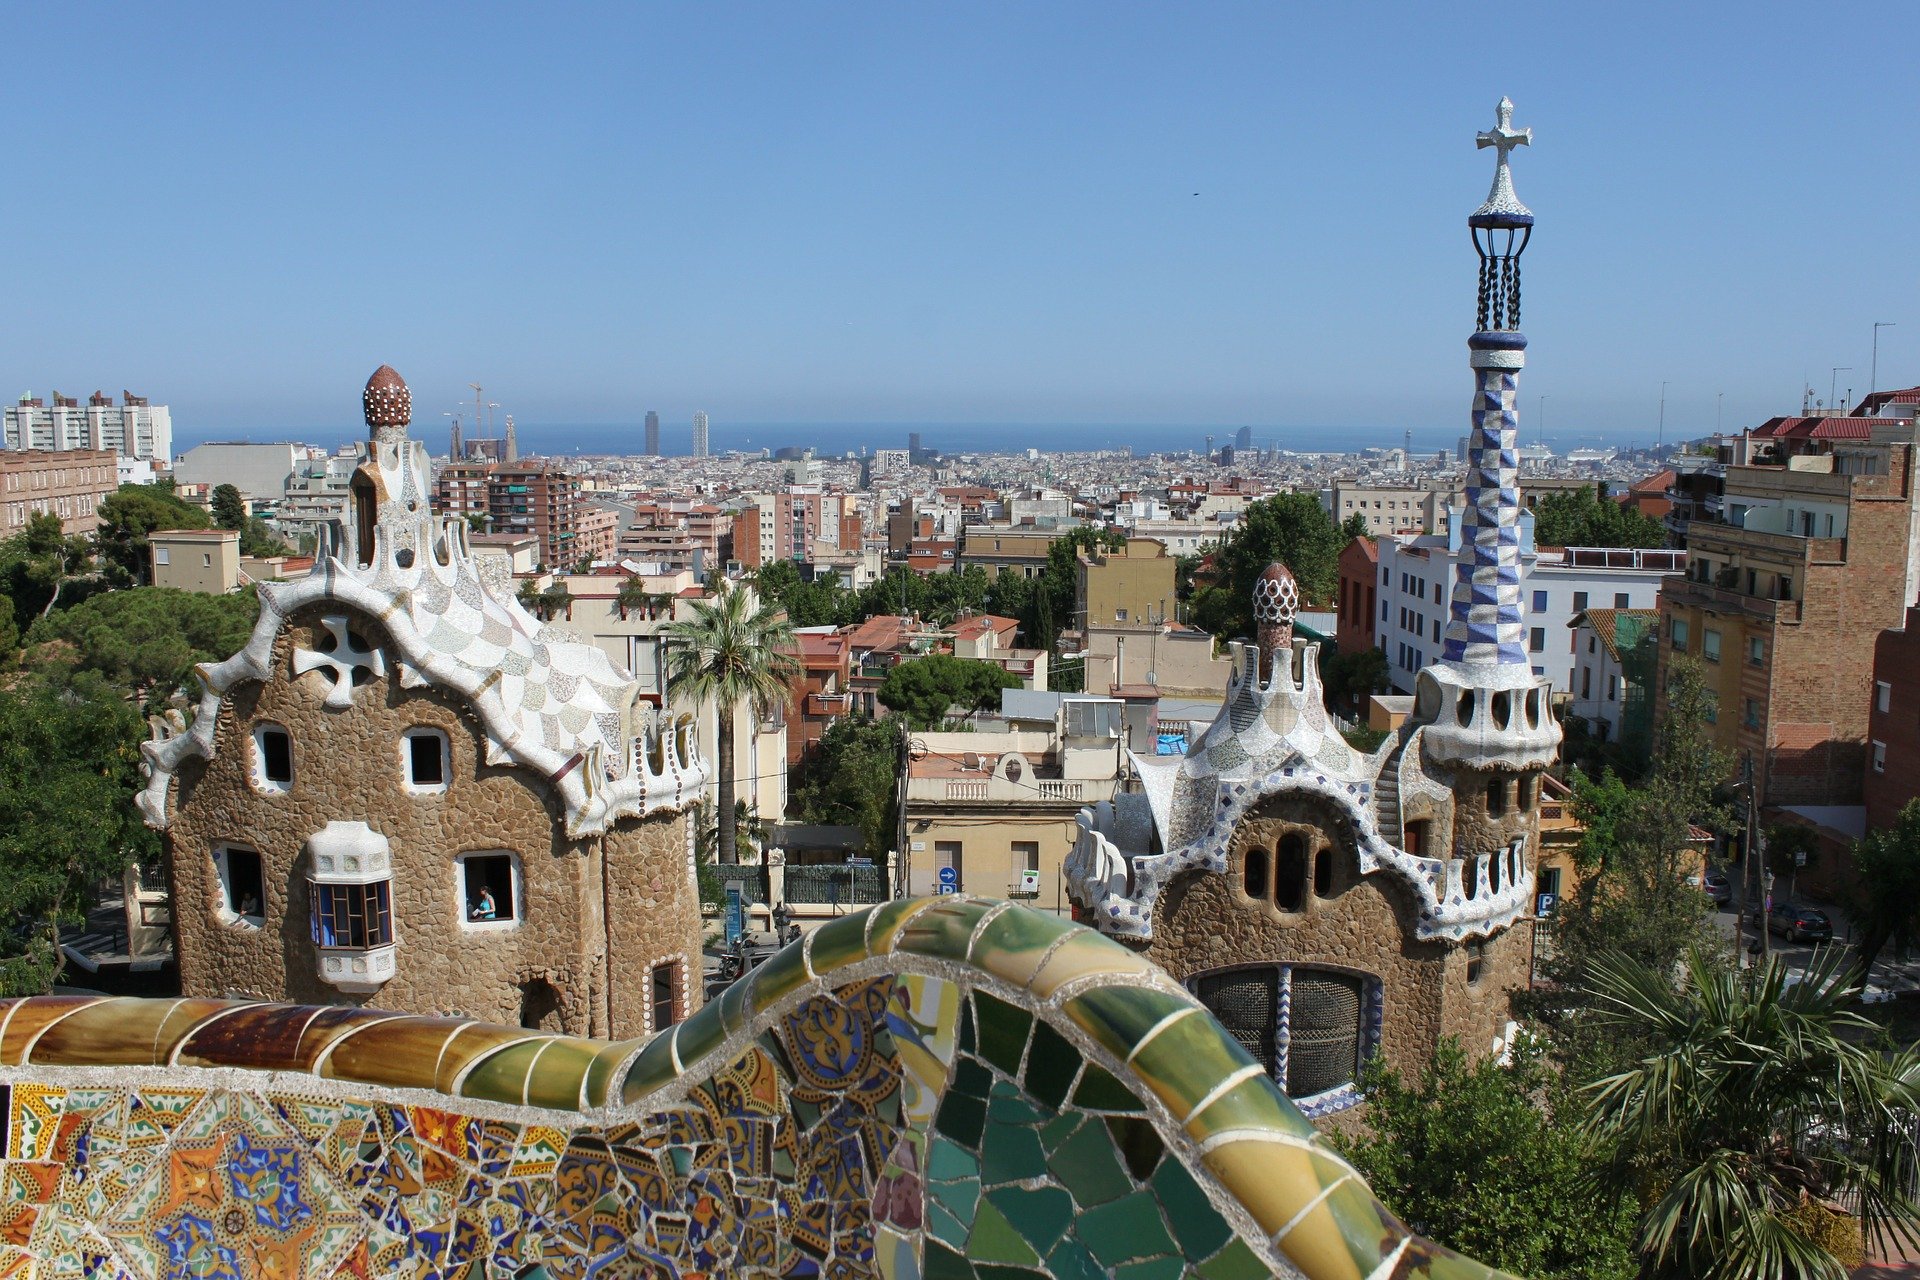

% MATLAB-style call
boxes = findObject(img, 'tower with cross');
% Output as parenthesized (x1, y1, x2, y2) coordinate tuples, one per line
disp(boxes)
(1412, 99, 1560, 863)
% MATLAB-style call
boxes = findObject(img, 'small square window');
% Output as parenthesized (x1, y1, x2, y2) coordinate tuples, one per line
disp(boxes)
(154, 546, 170, 565)
(1670, 618, 1690, 650)
(1702, 630, 1721, 663)
(213, 845, 265, 927)
(1529, 627, 1545, 653)
(1873, 741, 1887, 773)
(1572, 591, 1589, 611)
(1749, 636, 1765, 666)
(404, 728, 449, 792)
(1877, 681, 1892, 714)
(1615, 593, 1630, 609)
(1531, 590, 1547, 612)
(1744, 698, 1761, 729)
(457, 852, 519, 925)
(201, 553, 211, 568)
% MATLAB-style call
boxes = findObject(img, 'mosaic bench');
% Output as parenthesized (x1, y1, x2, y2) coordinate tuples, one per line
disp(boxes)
(0, 895, 1512, 1280)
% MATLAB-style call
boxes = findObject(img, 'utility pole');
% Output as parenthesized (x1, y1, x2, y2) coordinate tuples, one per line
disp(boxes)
(1829, 368, 1851, 414)
(1873, 322, 1896, 398)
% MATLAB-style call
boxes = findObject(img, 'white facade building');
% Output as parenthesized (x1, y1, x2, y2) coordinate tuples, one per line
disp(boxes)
(5, 392, 172, 461)
(1372, 513, 1683, 697)
(174, 442, 304, 503)
(1567, 608, 1656, 742)
(691, 411, 710, 458)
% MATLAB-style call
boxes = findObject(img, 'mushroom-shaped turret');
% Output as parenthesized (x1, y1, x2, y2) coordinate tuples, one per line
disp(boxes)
(1252, 561, 1299, 679)
(362, 365, 411, 439)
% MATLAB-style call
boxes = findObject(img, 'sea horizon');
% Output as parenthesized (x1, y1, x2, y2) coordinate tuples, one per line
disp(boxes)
(172, 418, 1655, 459)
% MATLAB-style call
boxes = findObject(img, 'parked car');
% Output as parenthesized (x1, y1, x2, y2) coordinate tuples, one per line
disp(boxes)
(1699, 867, 1732, 908)
(1767, 902, 1833, 943)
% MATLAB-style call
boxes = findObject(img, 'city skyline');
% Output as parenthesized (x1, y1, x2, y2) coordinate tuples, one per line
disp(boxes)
(3, 4, 1916, 445)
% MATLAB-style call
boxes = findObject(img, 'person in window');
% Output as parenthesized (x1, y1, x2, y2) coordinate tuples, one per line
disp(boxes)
(471, 887, 497, 921)
(238, 892, 260, 918)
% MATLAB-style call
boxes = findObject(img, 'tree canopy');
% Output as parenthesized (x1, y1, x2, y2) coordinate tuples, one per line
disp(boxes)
(787, 714, 900, 857)
(1531, 486, 1668, 550)
(1189, 493, 1351, 640)
(1337, 1039, 1635, 1280)
(1846, 799, 1920, 976)
(96, 482, 210, 586)
(25, 586, 260, 702)
(210, 483, 247, 531)
(0, 513, 96, 643)
(878, 653, 1021, 728)
(0, 671, 159, 995)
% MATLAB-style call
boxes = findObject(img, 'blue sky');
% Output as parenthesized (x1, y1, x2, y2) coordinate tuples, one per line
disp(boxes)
(3, 2, 1915, 447)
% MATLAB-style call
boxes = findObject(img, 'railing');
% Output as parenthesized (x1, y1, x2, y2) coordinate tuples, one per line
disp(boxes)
(709, 864, 762, 905)
(784, 863, 887, 906)
(1663, 578, 1802, 624)
(805, 692, 853, 715)
(1562, 547, 1687, 571)
(1037, 780, 1084, 801)
(946, 780, 988, 800)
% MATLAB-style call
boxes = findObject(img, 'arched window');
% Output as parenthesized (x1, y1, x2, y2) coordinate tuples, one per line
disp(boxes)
(1286, 970, 1367, 1100)
(1313, 845, 1334, 899)
(1490, 691, 1511, 730)
(1274, 835, 1308, 912)
(1487, 778, 1507, 818)
(350, 470, 377, 568)
(1243, 848, 1269, 902)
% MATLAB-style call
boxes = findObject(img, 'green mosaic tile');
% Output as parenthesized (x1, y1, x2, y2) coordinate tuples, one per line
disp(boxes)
(1038, 1110, 1081, 1148)
(896, 896, 997, 961)
(1071, 1062, 1146, 1112)
(1197, 1237, 1270, 1280)
(1079, 1190, 1179, 1267)
(668, 996, 729, 1070)
(1127, 1006, 1260, 1119)
(1062, 986, 1192, 1063)
(1151, 1153, 1232, 1259)
(923, 1237, 976, 1280)
(1043, 1236, 1109, 1280)
(929, 1166, 980, 1222)
(1027, 927, 1158, 998)
(985, 1184, 1074, 1256)
(1045, 1115, 1132, 1208)
(791, 1094, 822, 1129)
(980, 1112, 1048, 1185)
(805, 910, 871, 974)
(975, 991, 1033, 1076)
(987, 1079, 1049, 1125)
(1306, 1173, 1406, 1280)
(744, 939, 810, 1009)
(977, 1268, 1050, 1280)
(928, 1135, 979, 1184)
(969, 1195, 1042, 1266)
(458, 1038, 547, 1104)
(1183, 1073, 1303, 1143)
(952, 1054, 993, 1099)
(1105, 1115, 1164, 1180)
(958, 993, 977, 1055)
(928, 1199, 971, 1250)
(935, 1090, 987, 1148)
(716, 966, 757, 1033)
(521, 1037, 602, 1111)
(581, 1038, 644, 1108)
(1115, 1259, 1187, 1280)
(1403, 1238, 1508, 1280)
(863, 895, 934, 950)
(1021, 1018, 1081, 1110)
(968, 903, 1081, 989)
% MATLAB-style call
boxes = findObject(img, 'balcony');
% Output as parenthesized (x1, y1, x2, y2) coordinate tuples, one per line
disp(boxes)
(804, 692, 853, 717)
(1663, 578, 1802, 624)
(1689, 524, 1845, 564)
(906, 774, 1119, 806)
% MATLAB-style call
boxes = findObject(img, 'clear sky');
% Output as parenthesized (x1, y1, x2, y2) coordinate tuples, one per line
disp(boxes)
(4, 2, 1915, 448)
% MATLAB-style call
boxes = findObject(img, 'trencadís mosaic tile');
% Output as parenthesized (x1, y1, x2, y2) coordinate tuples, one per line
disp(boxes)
(0, 897, 1514, 1280)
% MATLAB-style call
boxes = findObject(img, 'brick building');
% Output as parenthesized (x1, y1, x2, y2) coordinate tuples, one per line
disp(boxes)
(1336, 535, 1378, 657)
(1656, 413, 1920, 807)
(0, 446, 116, 536)
(433, 461, 587, 569)
(733, 488, 863, 569)
(1868, 604, 1920, 833)
(142, 368, 710, 1038)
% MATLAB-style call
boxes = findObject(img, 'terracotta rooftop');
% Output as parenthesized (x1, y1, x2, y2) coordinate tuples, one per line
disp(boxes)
(1751, 415, 1875, 441)
(952, 614, 1019, 642)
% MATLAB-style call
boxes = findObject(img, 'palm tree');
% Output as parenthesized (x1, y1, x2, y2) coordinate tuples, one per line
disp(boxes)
(1583, 947, 1920, 1280)
(665, 581, 798, 893)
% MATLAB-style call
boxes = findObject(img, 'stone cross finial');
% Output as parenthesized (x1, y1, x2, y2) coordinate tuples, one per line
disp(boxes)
(1473, 97, 1532, 220)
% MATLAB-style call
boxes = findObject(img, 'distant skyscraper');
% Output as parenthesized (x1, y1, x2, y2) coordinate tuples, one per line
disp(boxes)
(645, 411, 660, 456)
(691, 411, 710, 458)
(1234, 425, 1252, 450)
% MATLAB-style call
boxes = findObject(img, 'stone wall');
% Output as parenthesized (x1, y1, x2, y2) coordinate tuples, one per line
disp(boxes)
(166, 604, 699, 1037)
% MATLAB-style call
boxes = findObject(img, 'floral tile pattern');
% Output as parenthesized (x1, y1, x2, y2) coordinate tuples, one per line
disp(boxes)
(0, 898, 1514, 1280)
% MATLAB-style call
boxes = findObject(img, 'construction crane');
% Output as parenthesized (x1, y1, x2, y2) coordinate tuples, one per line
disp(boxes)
(469, 383, 486, 445)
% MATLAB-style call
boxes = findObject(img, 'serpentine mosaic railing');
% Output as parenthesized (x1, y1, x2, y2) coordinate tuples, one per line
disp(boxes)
(0, 896, 1511, 1280)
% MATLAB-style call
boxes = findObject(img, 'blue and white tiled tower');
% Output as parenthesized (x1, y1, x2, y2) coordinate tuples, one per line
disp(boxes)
(1415, 99, 1559, 775)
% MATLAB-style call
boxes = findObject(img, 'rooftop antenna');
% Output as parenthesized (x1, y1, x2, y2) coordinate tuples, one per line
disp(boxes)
(1873, 322, 1897, 398)
(1829, 367, 1852, 416)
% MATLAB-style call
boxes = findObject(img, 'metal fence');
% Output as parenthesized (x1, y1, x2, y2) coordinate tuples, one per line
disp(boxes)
(709, 865, 763, 906)
(785, 864, 888, 906)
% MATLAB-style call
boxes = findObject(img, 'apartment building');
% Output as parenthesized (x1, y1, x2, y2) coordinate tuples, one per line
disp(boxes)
(1366, 519, 1681, 696)
(175, 442, 304, 504)
(1566, 608, 1656, 743)
(433, 461, 587, 568)
(733, 488, 863, 569)
(1323, 483, 1447, 536)
(1075, 536, 1176, 629)
(5, 390, 171, 461)
(0, 447, 116, 536)
(1656, 413, 1920, 807)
